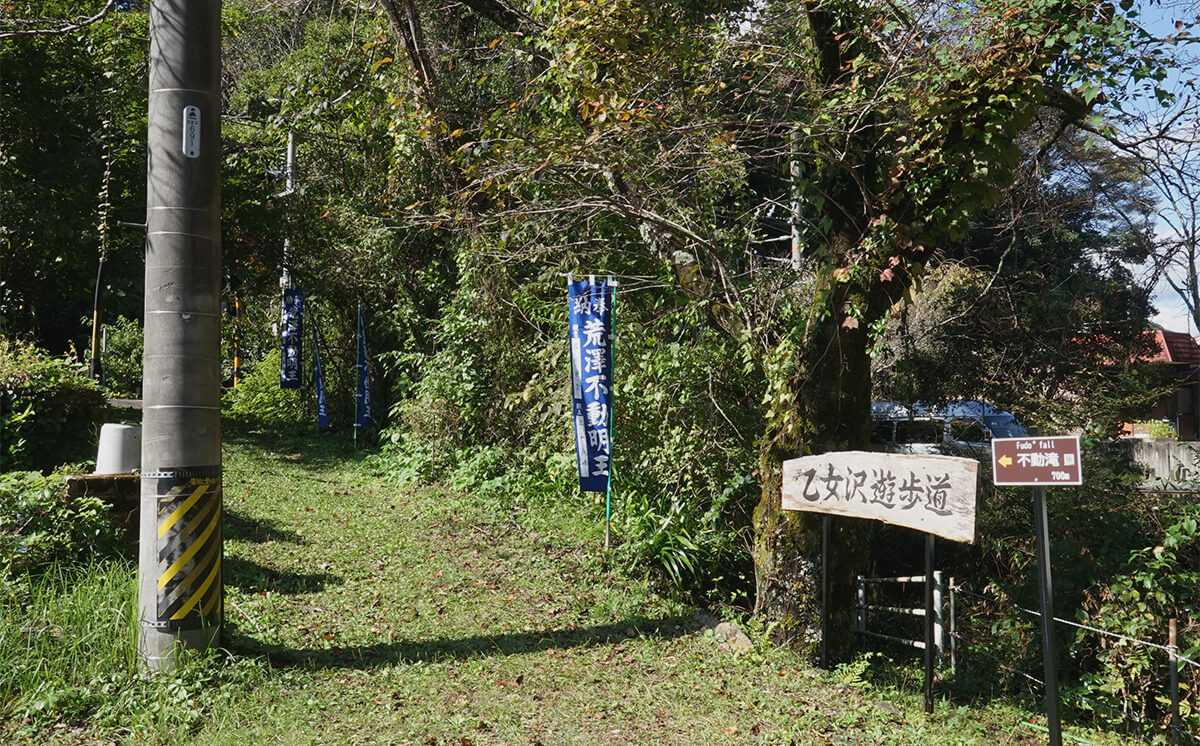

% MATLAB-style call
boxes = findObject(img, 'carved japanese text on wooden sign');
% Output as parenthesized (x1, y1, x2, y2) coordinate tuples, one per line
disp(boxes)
(782, 451, 979, 544)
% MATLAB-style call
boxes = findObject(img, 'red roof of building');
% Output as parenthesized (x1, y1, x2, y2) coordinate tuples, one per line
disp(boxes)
(1144, 330, 1200, 365)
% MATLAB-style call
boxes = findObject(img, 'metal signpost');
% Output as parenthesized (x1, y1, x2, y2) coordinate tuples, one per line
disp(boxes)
(782, 451, 979, 713)
(992, 432, 1080, 746)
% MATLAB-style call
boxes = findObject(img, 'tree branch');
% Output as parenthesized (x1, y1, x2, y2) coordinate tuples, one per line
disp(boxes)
(0, 1, 117, 40)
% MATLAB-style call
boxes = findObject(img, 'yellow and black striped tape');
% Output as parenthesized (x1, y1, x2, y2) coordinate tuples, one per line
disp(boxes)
(155, 476, 222, 628)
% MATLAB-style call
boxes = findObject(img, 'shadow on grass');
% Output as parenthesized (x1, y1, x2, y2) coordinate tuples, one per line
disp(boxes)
(225, 613, 696, 670)
(223, 418, 378, 471)
(224, 508, 307, 545)
(224, 555, 342, 595)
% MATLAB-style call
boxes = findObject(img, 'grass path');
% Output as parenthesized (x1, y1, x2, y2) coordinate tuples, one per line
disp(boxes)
(147, 429, 1134, 744)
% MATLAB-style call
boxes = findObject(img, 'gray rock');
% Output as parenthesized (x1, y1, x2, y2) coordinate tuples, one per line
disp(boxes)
(713, 621, 753, 653)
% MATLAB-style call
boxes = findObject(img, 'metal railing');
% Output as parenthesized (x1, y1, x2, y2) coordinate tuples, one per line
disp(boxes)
(855, 572, 947, 661)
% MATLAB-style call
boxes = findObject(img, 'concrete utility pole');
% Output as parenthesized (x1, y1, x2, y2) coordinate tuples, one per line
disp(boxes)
(138, 0, 224, 671)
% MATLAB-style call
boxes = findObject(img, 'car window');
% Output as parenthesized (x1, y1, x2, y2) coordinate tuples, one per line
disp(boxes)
(983, 416, 1025, 437)
(894, 420, 943, 444)
(948, 419, 989, 442)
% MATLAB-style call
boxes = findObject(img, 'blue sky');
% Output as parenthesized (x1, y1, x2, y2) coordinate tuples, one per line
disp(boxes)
(1130, 1, 1200, 331)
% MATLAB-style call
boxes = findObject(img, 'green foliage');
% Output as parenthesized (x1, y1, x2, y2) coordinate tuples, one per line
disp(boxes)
(872, 133, 1161, 435)
(607, 310, 761, 602)
(0, 561, 137, 730)
(378, 249, 761, 603)
(942, 443, 1200, 742)
(832, 651, 882, 690)
(1133, 420, 1179, 440)
(0, 339, 108, 472)
(224, 347, 308, 428)
(0, 471, 121, 582)
(98, 314, 143, 398)
(0, 3, 149, 344)
(0, 420, 1151, 745)
(0, 559, 273, 741)
(1070, 500, 1200, 732)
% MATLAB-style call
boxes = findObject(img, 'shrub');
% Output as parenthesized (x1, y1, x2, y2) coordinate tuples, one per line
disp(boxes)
(1131, 419, 1179, 440)
(223, 347, 309, 427)
(98, 315, 143, 398)
(0, 339, 108, 472)
(1070, 500, 1200, 732)
(0, 471, 121, 581)
(379, 261, 762, 605)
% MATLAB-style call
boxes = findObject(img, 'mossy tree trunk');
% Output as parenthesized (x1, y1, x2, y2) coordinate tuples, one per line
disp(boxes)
(752, 263, 879, 661)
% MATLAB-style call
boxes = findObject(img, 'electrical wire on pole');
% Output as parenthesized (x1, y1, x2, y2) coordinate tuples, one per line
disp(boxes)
(138, 0, 224, 672)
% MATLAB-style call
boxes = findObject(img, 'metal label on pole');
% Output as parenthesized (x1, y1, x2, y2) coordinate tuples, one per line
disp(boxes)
(182, 105, 201, 158)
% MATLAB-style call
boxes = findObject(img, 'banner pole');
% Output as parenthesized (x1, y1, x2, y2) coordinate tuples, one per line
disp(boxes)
(354, 303, 361, 450)
(605, 276, 616, 551)
(604, 491, 611, 551)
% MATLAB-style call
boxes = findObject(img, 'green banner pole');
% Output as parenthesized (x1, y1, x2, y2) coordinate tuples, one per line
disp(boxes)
(605, 276, 617, 550)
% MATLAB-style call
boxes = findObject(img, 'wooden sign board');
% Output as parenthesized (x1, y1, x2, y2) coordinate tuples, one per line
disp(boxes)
(782, 451, 979, 544)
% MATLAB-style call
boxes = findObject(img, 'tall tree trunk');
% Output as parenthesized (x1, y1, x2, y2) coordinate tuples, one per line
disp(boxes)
(753, 266, 875, 662)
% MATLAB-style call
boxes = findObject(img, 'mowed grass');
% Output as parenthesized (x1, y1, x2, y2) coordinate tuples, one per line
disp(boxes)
(2, 426, 1144, 745)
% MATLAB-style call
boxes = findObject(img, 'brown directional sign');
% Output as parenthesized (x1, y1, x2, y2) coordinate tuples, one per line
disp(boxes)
(991, 436, 1082, 486)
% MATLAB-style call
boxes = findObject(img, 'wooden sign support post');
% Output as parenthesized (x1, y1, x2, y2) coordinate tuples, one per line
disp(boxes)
(820, 515, 831, 671)
(924, 533, 935, 714)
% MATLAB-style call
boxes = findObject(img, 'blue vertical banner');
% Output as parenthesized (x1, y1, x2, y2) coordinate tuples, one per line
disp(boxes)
(568, 276, 615, 493)
(355, 304, 372, 430)
(309, 308, 328, 429)
(280, 288, 303, 389)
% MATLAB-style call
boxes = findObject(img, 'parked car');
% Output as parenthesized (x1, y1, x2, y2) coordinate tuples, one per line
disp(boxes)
(870, 400, 1027, 457)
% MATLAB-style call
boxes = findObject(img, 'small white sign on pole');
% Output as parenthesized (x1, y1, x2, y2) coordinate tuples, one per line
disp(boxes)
(782, 451, 979, 544)
(182, 105, 201, 158)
